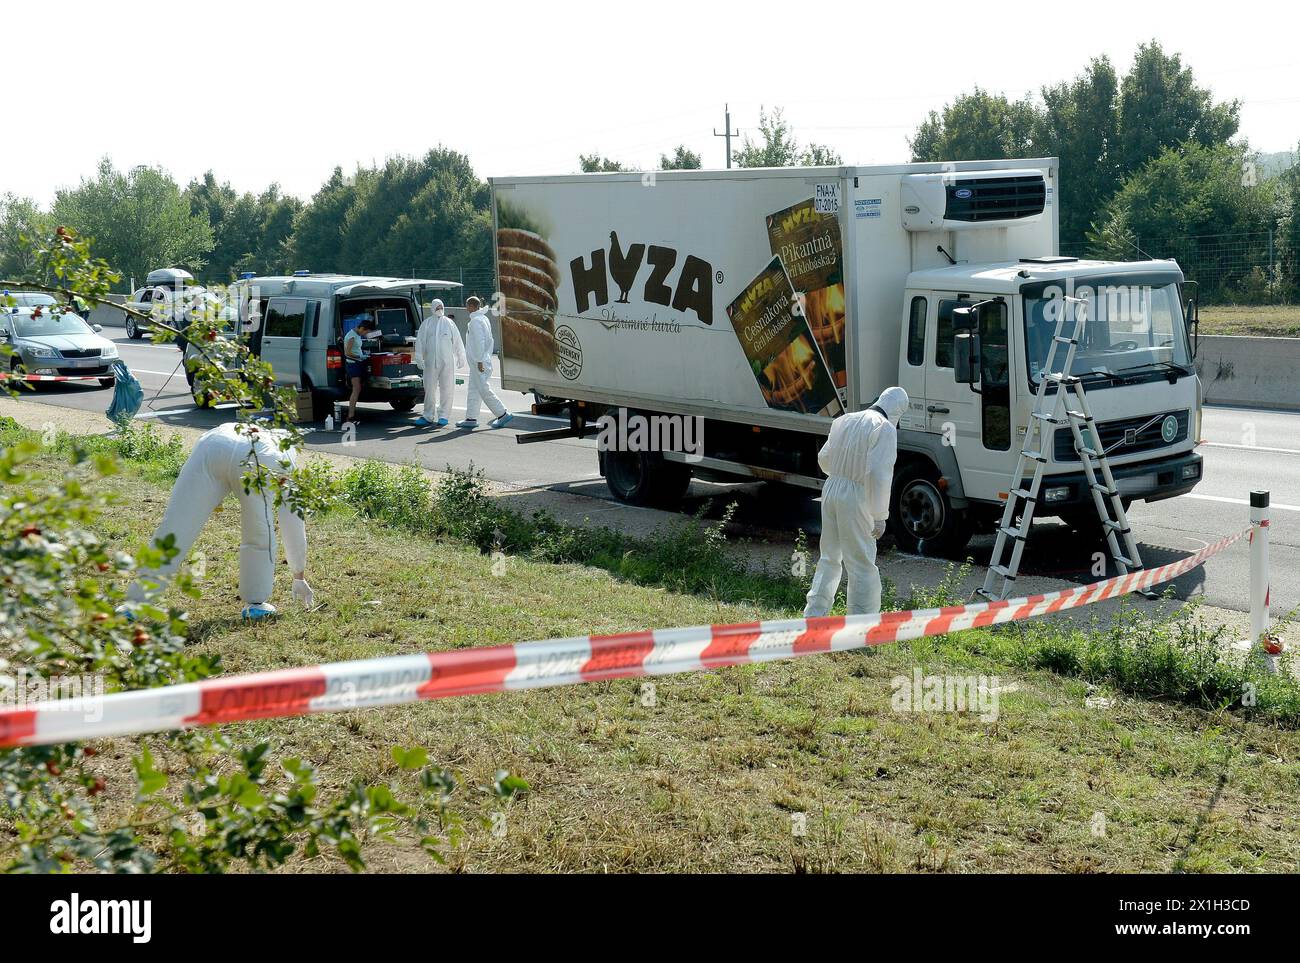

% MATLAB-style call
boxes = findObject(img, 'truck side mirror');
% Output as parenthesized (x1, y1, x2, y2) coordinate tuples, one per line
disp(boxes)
(951, 305, 980, 385)
(1186, 297, 1199, 358)
(954, 331, 980, 384)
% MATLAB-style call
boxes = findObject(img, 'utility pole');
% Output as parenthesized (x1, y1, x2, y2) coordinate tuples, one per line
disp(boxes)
(714, 104, 739, 169)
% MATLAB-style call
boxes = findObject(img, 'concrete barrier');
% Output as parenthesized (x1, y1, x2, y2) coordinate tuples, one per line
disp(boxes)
(1195, 335, 1300, 411)
(90, 294, 127, 329)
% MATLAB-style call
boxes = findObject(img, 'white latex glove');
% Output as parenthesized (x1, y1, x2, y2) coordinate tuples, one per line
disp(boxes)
(871, 519, 887, 540)
(292, 577, 315, 608)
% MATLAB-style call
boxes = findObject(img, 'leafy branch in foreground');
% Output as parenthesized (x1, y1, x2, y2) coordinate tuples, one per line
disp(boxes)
(1, 229, 523, 872)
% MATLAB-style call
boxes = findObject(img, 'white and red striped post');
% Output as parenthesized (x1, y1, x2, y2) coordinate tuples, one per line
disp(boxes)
(1247, 490, 1281, 666)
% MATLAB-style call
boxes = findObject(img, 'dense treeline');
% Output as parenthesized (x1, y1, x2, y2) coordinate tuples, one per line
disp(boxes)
(909, 41, 1298, 300)
(0, 147, 493, 291)
(1, 42, 1295, 303)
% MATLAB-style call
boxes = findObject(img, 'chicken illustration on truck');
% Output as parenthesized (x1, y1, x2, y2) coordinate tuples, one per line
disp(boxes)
(490, 159, 1204, 557)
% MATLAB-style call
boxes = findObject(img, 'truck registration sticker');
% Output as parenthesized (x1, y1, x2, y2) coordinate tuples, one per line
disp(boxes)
(814, 183, 840, 214)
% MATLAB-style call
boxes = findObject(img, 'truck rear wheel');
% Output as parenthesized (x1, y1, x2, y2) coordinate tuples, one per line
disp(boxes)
(603, 449, 691, 507)
(890, 461, 972, 558)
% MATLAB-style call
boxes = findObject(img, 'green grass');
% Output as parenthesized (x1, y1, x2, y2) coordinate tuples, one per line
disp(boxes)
(9, 417, 1300, 872)
(1199, 304, 1300, 338)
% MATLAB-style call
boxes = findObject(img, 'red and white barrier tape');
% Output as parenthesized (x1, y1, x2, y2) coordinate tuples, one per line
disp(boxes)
(0, 372, 103, 382)
(0, 527, 1250, 748)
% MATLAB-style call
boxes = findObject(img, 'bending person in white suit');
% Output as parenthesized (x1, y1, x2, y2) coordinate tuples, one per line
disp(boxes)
(457, 296, 512, 429)
(413, 298, 466, 428)
(126, 422, 314, 619)
(804, 386, 909, 618)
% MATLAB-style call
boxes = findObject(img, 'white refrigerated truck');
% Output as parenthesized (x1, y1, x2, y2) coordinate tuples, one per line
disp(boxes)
(490, 159, 1204, 556)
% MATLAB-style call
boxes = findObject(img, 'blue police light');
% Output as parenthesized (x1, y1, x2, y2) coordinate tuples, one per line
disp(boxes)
(293, 270, 311, 277)
(238, 272, 256, 280)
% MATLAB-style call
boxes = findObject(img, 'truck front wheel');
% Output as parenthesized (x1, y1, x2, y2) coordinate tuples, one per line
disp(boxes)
(890, 462, 972, 558)
(602, 449, 691, 507)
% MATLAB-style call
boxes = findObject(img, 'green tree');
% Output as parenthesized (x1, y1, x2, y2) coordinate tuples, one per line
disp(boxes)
(288, 166, 361, 274)
(733, 108, 841, 168)
(333, 148, 491, 277)
(909, 47, 1241, 244)
(1034, 57, 1120, 243)
(578, 154, 627, 172)
(0, 195, 52, 280)
(1116, 41, 1240, 178)
(1087, 142, 1279, 298)
(185, 174, 305, 282)
(0, 228, 523, 872)
(908, 88, 1040, 163)
(52, 158, 213, 291)
(658, 145, 702, 170)
(184, 172, 254, 283)
(251, 184, 303, 276)
(1276, 146, 1300, 299)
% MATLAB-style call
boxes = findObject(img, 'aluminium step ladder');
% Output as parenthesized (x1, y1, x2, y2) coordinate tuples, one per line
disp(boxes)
(977, 298, 1144, 601)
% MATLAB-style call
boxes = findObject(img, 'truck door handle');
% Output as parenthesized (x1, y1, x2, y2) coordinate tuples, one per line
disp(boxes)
(927, 405, 950, 414)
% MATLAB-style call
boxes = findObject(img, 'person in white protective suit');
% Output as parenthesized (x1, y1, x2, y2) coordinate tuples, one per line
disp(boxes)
(803, 386, 909, 618)
(456, 296, 513, 429)
(412, 298, 466, 428)
(126, 422, 315, 619)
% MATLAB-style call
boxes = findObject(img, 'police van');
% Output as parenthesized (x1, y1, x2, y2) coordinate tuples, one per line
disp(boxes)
(188, 273, 461, 419)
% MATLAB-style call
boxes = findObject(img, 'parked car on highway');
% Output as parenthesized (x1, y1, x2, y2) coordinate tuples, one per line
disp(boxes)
(125, 267, 200, 340)
(2, 296, 119, 387)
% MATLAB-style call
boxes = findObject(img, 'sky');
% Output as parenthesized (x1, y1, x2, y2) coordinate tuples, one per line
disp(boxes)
(5, 0, 1298, 205)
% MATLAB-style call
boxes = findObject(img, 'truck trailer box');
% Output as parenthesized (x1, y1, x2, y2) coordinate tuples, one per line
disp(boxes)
(491, 160, 1056, 431)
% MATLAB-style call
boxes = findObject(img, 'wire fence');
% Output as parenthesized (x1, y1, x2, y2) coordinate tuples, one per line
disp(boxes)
(388, 267, 497, 307)
(1060, 231, 1298, 305)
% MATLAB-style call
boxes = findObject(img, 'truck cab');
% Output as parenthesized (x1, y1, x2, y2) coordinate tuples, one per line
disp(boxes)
(891, 257, 1202, 554)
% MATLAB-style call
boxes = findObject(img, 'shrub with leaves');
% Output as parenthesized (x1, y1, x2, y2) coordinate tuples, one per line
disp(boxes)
(0, 231, 524, 872)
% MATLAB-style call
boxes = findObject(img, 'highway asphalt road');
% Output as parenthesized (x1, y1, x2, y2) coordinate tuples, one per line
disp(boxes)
(11, 332, 1298, 619)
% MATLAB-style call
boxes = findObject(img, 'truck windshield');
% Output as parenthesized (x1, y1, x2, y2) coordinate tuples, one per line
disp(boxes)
(1023, 278, 1190, 384)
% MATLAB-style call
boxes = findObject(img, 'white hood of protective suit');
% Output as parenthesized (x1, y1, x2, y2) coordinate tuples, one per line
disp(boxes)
(817, 388, 907, 515)
(874, 386, 909, 424)
(429, 298, 444, 316)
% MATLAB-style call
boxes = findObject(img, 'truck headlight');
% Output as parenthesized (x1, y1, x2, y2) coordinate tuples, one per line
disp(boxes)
(1044, 486, 1070, 502)
(1181, 463, 1200, 480)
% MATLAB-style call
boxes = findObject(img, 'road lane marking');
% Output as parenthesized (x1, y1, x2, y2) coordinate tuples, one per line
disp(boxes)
(1201, 441, 1300, 456)
(1186, 493, 1300, 512)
